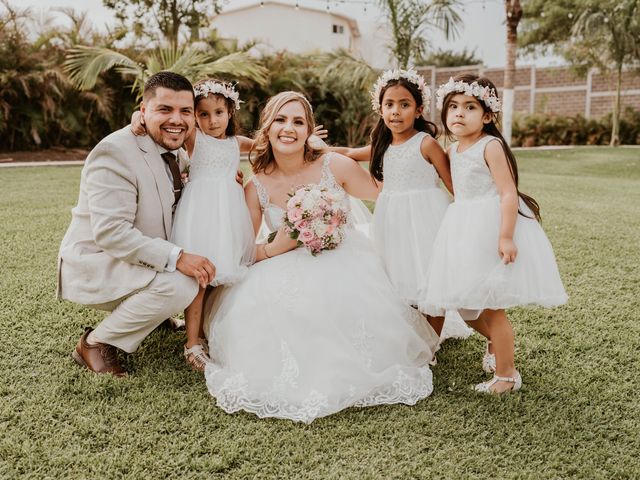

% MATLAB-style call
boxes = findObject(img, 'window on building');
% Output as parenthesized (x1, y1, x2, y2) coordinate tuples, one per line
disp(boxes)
(332, 24, 344, 34)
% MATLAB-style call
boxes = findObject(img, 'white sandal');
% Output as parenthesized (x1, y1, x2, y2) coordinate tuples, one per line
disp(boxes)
(198, 337, 209, 355)
(482, 339, 496, 373)
(474, 371, 522, 394)
(183, 343, 211, 372)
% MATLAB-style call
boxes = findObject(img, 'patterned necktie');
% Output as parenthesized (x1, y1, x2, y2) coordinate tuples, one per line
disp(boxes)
(160, 151, 182, 209)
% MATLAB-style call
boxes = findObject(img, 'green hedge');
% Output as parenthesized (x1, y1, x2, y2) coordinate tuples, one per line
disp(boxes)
(512, 108, 640, 146)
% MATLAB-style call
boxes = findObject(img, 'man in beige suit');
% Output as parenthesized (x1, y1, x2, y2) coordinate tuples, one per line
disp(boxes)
(58, 72, 215, 377)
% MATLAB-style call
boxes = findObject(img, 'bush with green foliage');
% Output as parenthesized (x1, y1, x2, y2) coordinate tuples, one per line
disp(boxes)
(512, 108, 640, 147)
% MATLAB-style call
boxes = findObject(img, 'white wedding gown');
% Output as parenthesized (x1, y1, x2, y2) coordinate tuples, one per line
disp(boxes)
(204, 155, 439, 424)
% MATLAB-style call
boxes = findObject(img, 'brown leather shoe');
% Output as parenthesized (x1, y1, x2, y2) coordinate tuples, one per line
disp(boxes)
(71, 328, 127, 378)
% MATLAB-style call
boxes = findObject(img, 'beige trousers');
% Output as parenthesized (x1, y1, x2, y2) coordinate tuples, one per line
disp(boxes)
(89, 270, 198, 353)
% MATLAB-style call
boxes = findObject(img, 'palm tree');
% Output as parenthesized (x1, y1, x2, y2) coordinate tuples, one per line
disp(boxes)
(503, 0, 523, 146)
(378, 0, 462, 69)
(572, 0, 640, 146)
(63, 45, 268, 100)
(315, 51, 379, 146)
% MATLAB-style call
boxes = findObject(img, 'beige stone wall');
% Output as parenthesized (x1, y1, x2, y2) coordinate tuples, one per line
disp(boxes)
(419, 64, 640, 121)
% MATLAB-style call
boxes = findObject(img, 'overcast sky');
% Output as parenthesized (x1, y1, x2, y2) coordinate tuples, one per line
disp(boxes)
(19, 0, 559, 67)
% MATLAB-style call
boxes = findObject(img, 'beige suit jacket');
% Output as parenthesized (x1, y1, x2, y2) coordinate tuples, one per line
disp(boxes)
(57, 127, 187, 305)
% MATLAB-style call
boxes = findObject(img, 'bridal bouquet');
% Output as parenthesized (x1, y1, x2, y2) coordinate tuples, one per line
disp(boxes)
(277, 185, 348, 256)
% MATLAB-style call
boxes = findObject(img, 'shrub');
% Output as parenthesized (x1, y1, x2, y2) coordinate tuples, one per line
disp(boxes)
(512, 108, 640, 146)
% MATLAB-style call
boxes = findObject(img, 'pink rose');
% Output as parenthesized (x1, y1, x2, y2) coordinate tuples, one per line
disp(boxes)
(299, 229, 315, 244)
(288, 208, 303, 223)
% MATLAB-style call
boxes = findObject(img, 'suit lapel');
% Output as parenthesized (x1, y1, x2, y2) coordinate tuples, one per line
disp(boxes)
(136, 135, 173, 239)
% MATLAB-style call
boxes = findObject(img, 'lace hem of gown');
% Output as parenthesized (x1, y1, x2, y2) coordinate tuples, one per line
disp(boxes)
(206, 364, 433, 424)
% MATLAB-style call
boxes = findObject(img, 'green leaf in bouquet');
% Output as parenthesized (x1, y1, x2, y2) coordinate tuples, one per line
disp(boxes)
(267, 231, 277, 243)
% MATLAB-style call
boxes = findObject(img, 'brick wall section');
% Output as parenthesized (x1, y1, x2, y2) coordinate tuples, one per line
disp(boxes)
(419, 64, 640, 120)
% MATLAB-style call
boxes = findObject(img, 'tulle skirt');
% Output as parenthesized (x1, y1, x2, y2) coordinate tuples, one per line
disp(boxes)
(422, 195, 568, 317)
(171, 177, 255, 286)
(203, 228, 439, 424)
(373, 187, 450, 313)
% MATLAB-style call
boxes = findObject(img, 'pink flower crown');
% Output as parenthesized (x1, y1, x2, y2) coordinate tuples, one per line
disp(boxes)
(193, 80, 242, 110)
(435, 77, 501, 113)
(370, 68, 431, 119)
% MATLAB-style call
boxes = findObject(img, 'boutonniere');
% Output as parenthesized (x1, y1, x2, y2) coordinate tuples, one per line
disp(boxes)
(181, 164, 190, 185)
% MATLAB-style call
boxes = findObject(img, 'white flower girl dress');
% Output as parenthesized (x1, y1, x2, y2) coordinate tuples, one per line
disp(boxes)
(171, 130, 255, 286)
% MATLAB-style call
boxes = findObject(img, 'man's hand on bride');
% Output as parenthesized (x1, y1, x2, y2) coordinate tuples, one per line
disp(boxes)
(130, 111, 146, 136)
(176, 251, 216, 288)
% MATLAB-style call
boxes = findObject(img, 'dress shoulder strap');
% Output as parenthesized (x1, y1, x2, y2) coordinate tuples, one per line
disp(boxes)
(251, 175, 269, 211)
(319, 152, 340, 189)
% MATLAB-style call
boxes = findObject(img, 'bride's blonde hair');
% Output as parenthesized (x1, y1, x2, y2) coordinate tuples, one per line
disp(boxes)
(250, 91, 322, 174)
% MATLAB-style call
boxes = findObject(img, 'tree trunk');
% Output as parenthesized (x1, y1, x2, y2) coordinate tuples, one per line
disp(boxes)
(503, 0, 522, 146)
(610, 62, 622, 147)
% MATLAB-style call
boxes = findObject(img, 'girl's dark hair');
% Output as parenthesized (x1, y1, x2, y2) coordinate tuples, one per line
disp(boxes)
(369, 77, 439, 182)
(193, 79, 238, 137)
(440, 73, 541, 221)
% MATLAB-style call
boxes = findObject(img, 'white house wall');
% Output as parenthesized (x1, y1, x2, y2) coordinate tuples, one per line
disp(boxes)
(212, 4, 353, 54)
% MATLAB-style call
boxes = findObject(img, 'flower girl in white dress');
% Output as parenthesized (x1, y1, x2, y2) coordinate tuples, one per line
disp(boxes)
(204, 92, 440, 423)
(138, 80, 257, 371)
(327, 69, 472, 342)
(424, 74, 568, 393)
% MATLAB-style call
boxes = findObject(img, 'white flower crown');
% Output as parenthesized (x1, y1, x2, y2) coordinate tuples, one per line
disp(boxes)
(193, 80, 242, 110)
(435, 77, 501, 113)
(370, 68, 431, 118)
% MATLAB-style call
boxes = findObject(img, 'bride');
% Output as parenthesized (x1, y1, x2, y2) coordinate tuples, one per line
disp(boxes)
(203, 91, 439, 423)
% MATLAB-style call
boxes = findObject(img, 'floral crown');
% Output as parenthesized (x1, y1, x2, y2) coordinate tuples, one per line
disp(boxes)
(370, 68, 431, 118)
(435, 77, 501, 113)
(193, 80, 242, 110)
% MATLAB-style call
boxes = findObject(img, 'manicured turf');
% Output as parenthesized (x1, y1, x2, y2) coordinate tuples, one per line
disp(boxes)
(1, 147, 638, 479)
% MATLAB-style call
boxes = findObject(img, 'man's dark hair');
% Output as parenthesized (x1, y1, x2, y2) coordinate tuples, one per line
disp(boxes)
(143, 71, 194, 101)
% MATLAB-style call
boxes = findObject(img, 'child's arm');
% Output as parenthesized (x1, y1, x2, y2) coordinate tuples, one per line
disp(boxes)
(421, 136, 453, 195)
(244, 180, 297, 261)
(330, 153, 381, 201)
(336, 145, 372, 162)
(237, 135, 254, 154)
(485, 139, 519, 264)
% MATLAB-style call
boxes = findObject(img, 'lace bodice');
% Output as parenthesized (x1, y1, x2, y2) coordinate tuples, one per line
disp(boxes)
(382, 132, 441, 192)
(251, 153, 349, 232)
(188, 130, 240, 180)
(450, 135, 500, 201)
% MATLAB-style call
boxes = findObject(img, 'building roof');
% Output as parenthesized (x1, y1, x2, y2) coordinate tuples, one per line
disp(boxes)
(217, 1, 361, 37)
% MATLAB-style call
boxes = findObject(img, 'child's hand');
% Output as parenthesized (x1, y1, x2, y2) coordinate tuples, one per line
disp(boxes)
(313, 124, 328, 139)
(307, 134, 328, 151)
(235, 169, 244, 186)
(130, 111, 147, 136)
(307, 125, 329, 151)
(499, 237, 518, 264)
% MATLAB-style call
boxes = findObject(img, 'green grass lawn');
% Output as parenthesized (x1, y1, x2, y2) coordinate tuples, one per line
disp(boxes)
(1, 147, 639, 479)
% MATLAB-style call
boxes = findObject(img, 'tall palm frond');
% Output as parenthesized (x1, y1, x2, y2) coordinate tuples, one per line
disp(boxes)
(64, 46, 143, 91)
(316, 51, 378, 91)
(64, 45, 268, 98)
(198, 51, 269, 85)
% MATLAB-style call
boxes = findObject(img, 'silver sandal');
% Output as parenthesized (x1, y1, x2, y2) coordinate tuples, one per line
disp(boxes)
(474, 371, 522, 394)
(183, 343, 211, 372)
(482, 339, 496, 373)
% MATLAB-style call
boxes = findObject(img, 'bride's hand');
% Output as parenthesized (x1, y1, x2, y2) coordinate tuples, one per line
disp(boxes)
(272, 227, 298, 250)
(261, 227, 298, 260)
